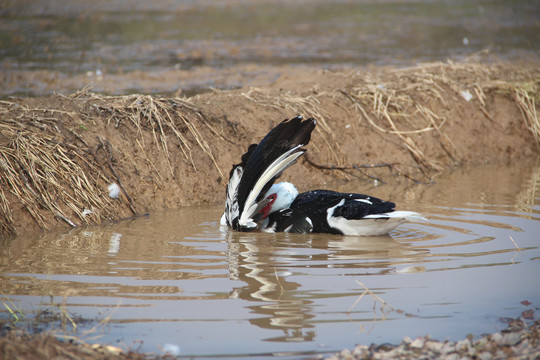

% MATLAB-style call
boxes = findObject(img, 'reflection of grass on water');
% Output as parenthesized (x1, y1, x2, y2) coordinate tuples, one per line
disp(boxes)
(1, 294, 115, 343)
(0, 294, 131, 359)
(516, 160, 540, 215)
(1, 295, 26, 325)
(348, 281, 394, 334)
(2, 295, 77, 336)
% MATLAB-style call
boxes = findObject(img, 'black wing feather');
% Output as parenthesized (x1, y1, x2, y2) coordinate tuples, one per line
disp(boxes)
(235, 116, 315, 217)
(267, 208, 314, 233)
(225, 116, 316, 231)
(292, 190, 395, 218)
(286, 190, 395, 234)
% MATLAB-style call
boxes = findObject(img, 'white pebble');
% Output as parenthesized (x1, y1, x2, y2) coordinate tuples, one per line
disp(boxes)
(426, 340, 444, 353)
(441, 342, 456, 354)
(410, 337, 425, 349)
(444, 353, 459, 360)
(456, 338, 470, 351)
(477, 352, 492, 360)
(500, 332, 522, 346)
(108, 183, 120, 198)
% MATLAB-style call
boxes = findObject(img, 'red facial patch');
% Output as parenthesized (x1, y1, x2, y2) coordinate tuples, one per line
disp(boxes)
(261, 193, 277, 219)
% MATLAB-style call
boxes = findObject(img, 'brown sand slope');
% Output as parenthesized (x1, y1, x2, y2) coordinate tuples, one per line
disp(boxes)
(0, 62, 539, 237)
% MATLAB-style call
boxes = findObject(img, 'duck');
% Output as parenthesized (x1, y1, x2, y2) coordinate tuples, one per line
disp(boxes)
(261, 183, 426, 236)
(220, 116, 426, 235)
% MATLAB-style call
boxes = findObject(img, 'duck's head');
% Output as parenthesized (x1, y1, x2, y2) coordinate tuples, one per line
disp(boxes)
(261, 182, 298, 218)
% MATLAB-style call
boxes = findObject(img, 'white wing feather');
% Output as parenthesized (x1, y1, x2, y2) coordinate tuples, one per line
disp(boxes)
(238, 145, 304, 228)
(222, 166, 243, 226)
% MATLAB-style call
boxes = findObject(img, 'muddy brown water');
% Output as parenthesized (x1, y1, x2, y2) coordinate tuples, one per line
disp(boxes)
(1, 161, 539, 358)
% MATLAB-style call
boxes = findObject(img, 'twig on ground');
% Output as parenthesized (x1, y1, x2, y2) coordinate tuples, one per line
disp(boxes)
(304, 153, 428, 184)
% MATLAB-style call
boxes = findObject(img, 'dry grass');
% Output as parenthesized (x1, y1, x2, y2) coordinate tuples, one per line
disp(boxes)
(241, 87, 347, 164)
(0, 90, 225, 236)
(0, 108, 116, 234)
(75, 91, 224, 179)
(240, 61, 539, 183)
(342, 62, 498, 174)
(0, 330, 148, 360)
(515, 87, 540, 144)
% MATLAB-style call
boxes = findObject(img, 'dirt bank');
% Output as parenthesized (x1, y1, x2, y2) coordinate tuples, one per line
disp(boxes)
(0, 61, 539, 237)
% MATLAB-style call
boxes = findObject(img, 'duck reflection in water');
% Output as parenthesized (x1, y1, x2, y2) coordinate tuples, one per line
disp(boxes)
(222, 229, 430, 342)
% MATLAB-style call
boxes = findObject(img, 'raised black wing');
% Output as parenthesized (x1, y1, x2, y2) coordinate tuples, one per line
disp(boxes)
(223, 116, 316, 231)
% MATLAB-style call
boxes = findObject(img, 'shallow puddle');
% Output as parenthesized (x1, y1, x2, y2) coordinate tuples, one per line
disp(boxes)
(1, 161, 540, 358)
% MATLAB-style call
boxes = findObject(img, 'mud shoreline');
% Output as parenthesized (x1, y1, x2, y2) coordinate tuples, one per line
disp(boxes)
(1, 317, 538, 359)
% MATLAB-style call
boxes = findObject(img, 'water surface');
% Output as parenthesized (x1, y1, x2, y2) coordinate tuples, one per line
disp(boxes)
(1, 161, 539, 358)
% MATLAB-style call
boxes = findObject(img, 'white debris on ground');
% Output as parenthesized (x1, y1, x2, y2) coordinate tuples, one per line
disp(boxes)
(108, 183, 121, 199)
(460, 89, 473, 101)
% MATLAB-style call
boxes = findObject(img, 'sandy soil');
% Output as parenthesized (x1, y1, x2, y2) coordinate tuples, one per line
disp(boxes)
(0, 61, 539, 237)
